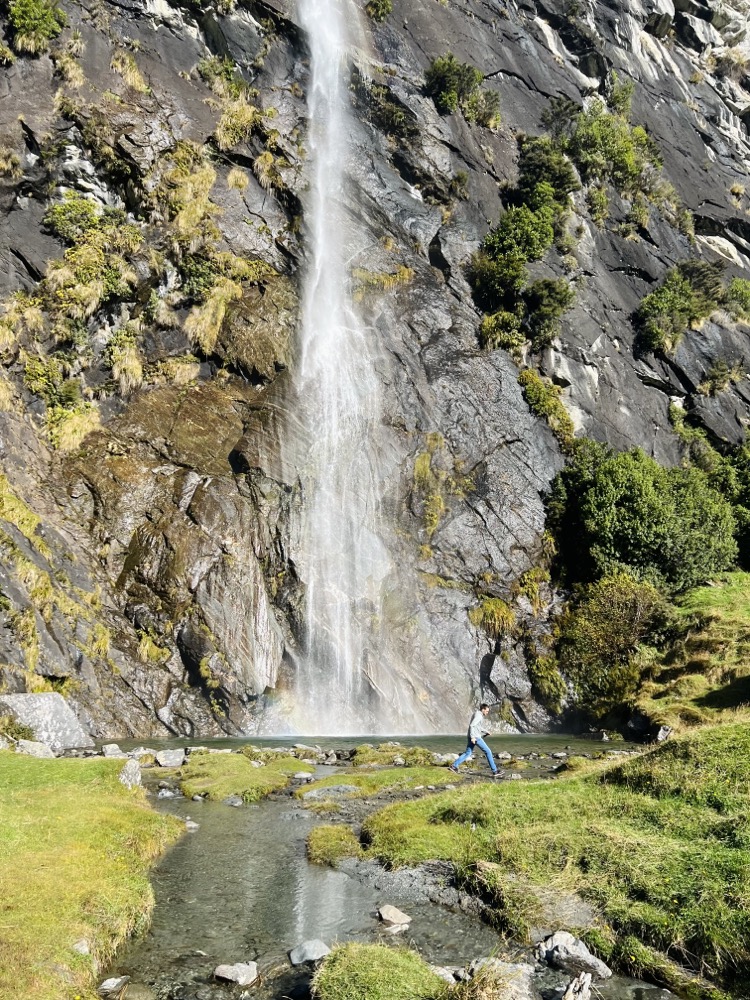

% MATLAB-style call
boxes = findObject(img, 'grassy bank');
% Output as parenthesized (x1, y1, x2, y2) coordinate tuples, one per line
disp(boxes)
(637, 573, 750, 732)
(362, 723, 750, 999)
(312, 943, 448, 1000)
(179, 751, 314, 802)
(0, 752, 181, 1000)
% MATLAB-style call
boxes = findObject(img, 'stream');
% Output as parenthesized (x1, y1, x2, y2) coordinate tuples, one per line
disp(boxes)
(106, 737, 677, 1000)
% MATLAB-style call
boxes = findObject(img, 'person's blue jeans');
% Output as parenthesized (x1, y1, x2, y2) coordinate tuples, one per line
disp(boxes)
(453, 737, 497, 773)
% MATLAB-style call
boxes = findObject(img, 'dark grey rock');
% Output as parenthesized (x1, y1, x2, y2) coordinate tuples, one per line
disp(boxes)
(223, 794, 245, 807)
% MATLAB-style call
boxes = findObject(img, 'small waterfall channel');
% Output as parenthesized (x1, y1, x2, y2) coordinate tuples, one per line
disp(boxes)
(288, 0, 393, 734)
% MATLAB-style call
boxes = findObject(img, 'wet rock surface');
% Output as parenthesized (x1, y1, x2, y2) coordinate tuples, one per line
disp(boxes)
(0, 0, 746, 735)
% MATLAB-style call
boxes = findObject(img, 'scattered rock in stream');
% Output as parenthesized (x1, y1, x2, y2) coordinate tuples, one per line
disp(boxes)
(97, 976, 130, 999)
(214, 962, 259, 986)
(377, 903, 412, 932)
(537, 931, 613, 979)
(288, 940, 331, 966)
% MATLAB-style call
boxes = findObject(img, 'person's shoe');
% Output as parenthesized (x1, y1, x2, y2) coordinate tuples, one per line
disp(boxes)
(491, 770, 503, 778)
(449, 765, 459, 774)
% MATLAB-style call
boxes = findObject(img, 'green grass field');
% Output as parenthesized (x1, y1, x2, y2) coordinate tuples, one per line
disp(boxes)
(362, 724, 750, 999)
(0, 752, 181, 1000)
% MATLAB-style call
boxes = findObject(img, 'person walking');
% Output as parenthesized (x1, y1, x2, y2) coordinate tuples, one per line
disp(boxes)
(450, 703, 499, 776)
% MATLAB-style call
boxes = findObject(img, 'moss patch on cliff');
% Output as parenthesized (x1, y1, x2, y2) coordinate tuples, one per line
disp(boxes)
(179, 751, 313, 802)
(0, 752, 181, 1000)
(362, 724, 750, 998)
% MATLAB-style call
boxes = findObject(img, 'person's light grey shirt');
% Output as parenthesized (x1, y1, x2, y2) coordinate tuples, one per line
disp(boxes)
(468, 709, 485, 742)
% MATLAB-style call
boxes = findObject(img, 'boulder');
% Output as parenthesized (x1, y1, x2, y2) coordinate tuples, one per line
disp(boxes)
(0, 693, 93, 750)
(288, 939, 331, 965)
(0, 736, 8, 751)
(119, 759, 142, 789)
(431, 965, 459, 984)
(378, 904, 412, 928)
(155, 749, 186, 768)
(537, 931, 612, 979)
(16, 739, 56, 758)
(214, 962, 259, 986)
(97, 977, 130, 999)
(102, 743, 126, 758)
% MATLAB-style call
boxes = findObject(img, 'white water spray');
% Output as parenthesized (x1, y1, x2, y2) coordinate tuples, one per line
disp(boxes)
(290, 0, 393, 734)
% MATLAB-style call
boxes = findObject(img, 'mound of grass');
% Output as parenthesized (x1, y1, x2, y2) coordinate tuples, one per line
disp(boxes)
(362, 724, 750, 998)
(312, 943, 447, 1000)
(307, 825, 362, 866)
(0, 753, 181, 1000)
(179, 752, 314, 802)
(636, 572, 750, 732)
(300, 766, 459, 801)
(351, 744, 434, 767)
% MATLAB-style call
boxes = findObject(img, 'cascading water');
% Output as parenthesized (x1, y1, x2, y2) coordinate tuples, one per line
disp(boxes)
(289, 0, 394, 734)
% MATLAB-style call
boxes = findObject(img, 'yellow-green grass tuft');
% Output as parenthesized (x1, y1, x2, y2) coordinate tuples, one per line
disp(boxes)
(179, 751, 313, 802)
(307, 825, 362, 866)
(0, 753, 181, 1000)
(312, 943, 447, 1000)
(351, 744, 435, 767)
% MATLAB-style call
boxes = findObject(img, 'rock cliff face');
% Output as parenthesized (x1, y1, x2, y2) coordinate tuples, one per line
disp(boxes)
(0, 0, 747, 736)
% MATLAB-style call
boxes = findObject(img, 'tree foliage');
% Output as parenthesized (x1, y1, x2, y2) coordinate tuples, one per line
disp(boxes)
(549, 444, 737, 592)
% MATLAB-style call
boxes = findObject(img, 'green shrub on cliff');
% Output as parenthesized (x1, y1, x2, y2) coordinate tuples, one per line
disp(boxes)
(365, 0, 392, 22)
(7, 0, 65, 54)
(523, 277, 575, 349)
(424, 53, 499, 127)
(637, 261, 724, 352)
(548, 443, 738, 591)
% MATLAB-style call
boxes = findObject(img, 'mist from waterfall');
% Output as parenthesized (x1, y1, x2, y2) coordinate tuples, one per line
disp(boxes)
(289, 0, 394, 734)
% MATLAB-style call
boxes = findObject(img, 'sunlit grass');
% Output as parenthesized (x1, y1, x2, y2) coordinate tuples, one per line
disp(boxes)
(0, 753, 181, 1000)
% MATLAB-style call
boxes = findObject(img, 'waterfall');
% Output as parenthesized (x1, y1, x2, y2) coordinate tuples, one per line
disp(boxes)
(289, 0, 393, 734)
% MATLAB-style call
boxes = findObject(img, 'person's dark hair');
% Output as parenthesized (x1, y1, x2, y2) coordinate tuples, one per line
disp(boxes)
(480, 702, 489, 710)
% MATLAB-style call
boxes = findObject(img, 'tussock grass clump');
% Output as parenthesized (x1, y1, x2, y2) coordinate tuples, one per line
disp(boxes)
(351, 744, 434, 767)
(312, 943, 447, 1000)
(111, 48, 149, 93)
(214, 98, 260, 151)
(179, 752, 313, 802)
(363, 723, 750, 998)
(307, 825, 362, 866)
(0, 754, 181, 1000)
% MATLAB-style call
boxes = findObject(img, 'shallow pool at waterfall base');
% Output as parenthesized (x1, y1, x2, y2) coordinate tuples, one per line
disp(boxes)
(106, 791, 673, 1000)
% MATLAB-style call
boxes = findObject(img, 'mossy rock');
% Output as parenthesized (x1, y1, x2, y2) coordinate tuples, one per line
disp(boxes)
(217, 275, 297, 382)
